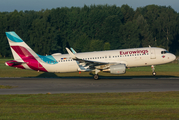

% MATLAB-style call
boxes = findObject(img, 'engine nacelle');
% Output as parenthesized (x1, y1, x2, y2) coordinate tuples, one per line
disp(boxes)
(110, 64, 126, 74)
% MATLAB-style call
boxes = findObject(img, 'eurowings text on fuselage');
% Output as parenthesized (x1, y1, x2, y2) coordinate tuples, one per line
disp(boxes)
(5, 31, 176, 79)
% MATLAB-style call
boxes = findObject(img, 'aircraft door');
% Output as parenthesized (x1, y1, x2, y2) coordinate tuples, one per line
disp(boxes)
(150, 48, 156, 59)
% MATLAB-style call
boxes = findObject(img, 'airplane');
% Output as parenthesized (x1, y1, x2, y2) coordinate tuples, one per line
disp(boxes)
(5, 31, 176, 80)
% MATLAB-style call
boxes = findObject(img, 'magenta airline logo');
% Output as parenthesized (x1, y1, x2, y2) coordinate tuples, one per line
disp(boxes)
(162, 55, 165, 58)
(10, 46, 48, 72)
(120, 50, 148, 55)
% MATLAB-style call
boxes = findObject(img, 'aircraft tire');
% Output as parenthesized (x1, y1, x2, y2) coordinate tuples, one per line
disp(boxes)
(93, 74, 99, 80)
(152, 72, 156, 76)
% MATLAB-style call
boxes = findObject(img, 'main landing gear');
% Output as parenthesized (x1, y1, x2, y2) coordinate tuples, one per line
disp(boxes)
(93, 74, 99, 80)
(151, 65, 156, 76)
(93, 69, 100, 80)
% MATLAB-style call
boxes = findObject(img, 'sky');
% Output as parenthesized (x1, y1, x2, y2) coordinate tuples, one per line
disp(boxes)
(0, 0, 179, 12)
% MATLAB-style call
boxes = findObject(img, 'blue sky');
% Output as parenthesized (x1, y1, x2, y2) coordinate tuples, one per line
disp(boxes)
(1, 0, 179, 12)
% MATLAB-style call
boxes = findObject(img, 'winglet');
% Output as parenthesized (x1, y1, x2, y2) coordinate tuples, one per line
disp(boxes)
(66, 48, 77, 59)
(70, 48, 77, 53)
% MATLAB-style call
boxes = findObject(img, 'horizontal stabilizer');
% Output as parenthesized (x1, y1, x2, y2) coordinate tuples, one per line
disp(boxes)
(5, 60, 26, 66)
(8, 61, 26, 65)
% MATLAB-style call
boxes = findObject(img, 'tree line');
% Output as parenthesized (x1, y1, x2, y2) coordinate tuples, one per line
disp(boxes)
(0, 4, 179, 58)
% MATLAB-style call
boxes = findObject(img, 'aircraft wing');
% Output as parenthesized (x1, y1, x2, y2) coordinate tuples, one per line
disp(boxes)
(66, 48, 110, 70)
(74, 57, 108, 68)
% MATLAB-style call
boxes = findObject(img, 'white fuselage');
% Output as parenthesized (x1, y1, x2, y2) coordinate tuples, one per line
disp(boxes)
(33, 47, 176, 73)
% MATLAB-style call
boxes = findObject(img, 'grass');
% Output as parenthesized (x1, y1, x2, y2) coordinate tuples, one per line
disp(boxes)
(0, 92, 179, 119)
(0, 85, 16, 89)
(1, 59, 179, 78)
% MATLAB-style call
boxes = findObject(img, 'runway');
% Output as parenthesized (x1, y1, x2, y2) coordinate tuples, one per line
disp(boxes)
(0, 77, 179, 94)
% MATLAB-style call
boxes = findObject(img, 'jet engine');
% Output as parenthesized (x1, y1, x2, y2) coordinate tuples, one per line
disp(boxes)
(110, 64, 126, 74)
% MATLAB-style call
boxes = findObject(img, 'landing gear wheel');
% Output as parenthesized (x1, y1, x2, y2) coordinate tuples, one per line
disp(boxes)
(152, 72, 156, 76)
(151, 65, 156, 76)
(93, 74, 99, 80)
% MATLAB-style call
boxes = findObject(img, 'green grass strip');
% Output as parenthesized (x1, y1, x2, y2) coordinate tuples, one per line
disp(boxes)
(0, 85, 16, 89)
(0, 92, 179, 119)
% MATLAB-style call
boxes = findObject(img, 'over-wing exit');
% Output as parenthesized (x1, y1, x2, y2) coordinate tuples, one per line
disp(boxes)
(5, 32, 176, 79)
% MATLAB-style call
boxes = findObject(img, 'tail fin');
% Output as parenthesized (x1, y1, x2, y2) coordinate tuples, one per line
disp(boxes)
(5, 31, 38, 61)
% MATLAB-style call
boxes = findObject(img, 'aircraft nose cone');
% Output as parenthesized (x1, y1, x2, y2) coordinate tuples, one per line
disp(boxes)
(172, 54, 176, 61)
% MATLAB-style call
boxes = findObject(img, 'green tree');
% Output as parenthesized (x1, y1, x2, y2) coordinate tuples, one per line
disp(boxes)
(119, 20, 140, 48)
(135, 14, 155, 47)
(155, 7, 178, 51)
(89, 39, 103, 51)
(73, 33, 90, 52)
(0, 4, 179, 57)
(121, 4, 135, 23)
(104, 42, 110, 50)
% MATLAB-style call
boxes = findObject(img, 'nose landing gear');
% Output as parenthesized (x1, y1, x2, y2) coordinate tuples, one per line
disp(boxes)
(151, 65, 156, 76)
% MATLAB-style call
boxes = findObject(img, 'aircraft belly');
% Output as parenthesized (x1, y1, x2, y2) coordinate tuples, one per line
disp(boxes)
(126, 57, 147, 67)
(128, 60, 144, 67)
(42, 62, 78, 73)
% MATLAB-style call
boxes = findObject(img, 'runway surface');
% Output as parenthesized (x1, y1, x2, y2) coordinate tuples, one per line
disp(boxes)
(0, 77, 179, 94)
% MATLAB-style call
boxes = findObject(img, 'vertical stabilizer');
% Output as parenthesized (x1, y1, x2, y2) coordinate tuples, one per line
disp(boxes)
(5, 31, 47, 72)
(5, 32, 38, 61)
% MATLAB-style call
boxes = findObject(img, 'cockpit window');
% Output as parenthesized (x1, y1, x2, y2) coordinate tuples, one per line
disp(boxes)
(161, 51, 169, 54)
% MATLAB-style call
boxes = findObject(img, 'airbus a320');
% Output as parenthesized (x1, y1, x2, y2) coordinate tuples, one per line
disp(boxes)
(5, 32, 176, 79)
